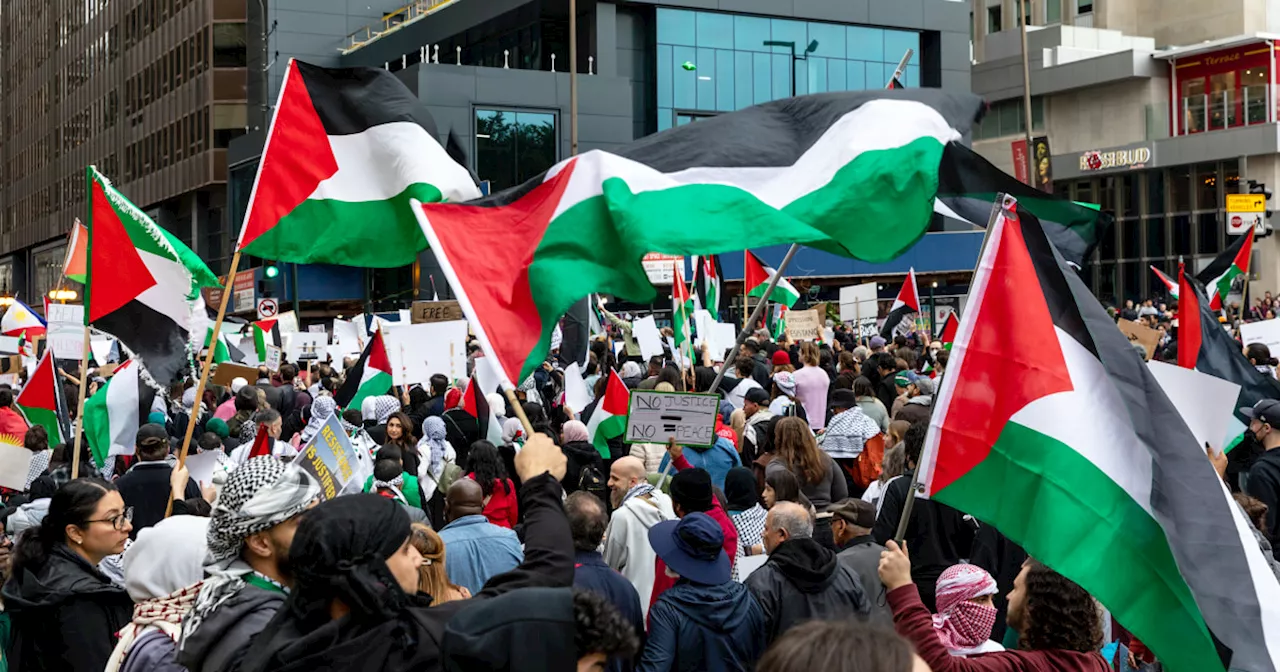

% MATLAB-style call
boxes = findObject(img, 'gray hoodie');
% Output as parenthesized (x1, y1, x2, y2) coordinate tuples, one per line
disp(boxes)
(177, 583, 285, 672)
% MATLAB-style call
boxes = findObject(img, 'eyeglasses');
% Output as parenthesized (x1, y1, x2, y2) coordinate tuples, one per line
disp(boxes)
(86, 507, 133, 531)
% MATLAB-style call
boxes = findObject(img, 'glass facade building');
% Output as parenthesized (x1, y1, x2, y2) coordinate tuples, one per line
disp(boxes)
(1055, 161, 1239, 305)
(655, 8, 921, 130)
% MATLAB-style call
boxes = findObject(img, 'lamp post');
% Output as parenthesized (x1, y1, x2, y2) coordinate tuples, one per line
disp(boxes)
(930, 280, 938, 336)
(763, 39, 819, 98)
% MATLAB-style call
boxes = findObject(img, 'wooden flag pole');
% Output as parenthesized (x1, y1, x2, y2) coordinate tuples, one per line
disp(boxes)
(503, 386, 535, 439)
(69, 324, 92, 479)
(166, 249, 242, 517)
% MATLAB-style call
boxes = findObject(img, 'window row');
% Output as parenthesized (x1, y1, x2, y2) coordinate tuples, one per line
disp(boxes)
(123, 107, 212, 182)
(124, 26, 224, 117)
(656, 9, 919, 65)
(971, 98, 1045, 140)
(4, 91, 121, 178)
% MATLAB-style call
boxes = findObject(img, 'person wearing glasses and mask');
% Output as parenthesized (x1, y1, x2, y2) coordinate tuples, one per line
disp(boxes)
(2, 479, 134, 672)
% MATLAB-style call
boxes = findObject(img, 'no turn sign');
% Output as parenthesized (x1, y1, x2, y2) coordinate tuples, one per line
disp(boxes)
(257, 298, 279, 319)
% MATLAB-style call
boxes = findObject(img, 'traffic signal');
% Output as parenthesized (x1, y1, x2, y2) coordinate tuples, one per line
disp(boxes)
(264, 264, 280, 279)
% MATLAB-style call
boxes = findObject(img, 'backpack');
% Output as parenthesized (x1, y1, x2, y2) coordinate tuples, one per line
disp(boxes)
(852, 433, 885, 490)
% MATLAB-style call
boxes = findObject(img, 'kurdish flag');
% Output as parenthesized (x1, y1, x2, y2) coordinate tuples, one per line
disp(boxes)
(412, 90, 984, 385)
(252, 319, 280, 362)
(672, 264, 694, 353)
(0, 299, 46, 340)
(745, 251, 800, 308)
(586, 369, 629, 458)
(16, 350, 67, 445)
(83, 359, 156, 469)
(63, 220, 88, 284)
(921, 196, 1280, 672)
(1199, 231, 1253, 312)
(335, 329, 392, 410)
(87, 167, 220, 386)
(235, 60, 480, 267)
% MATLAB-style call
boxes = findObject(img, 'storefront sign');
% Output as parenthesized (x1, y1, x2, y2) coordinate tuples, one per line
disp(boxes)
(1079, 146, 1152, 172)
(204, 269, 256, 313)
(641, 253, 683, 285)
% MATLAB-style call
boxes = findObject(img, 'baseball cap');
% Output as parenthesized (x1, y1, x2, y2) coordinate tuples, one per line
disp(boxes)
(1241, 399, 1280, 426)
(912, 377, 936, 396)
(744, 387, 770, 405)
(773, 370, 797, 396)
(829, 498, 876, 528)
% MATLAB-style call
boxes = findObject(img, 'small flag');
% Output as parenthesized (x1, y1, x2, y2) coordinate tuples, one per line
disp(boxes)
(936, 311, 958, 348)
(16, 350, 67, 445)
(745, 251, 800, 308)
(879, 268, 920, 339)
(461, 376, 503, 445)
(585, 369, 629, 459)
(1150, 265, 1178, 299)
(63, 220, 88, 284)
(252, 319, 280, 362)
(1, 299, 46, 340)
(672, 263, 694, 353)
(1198, 232, 1253, 312)
(248, 422, 272, 459)
(83, 359, 156, 469)
(693, 255, 724, 321)
(335, 329, 393, 410)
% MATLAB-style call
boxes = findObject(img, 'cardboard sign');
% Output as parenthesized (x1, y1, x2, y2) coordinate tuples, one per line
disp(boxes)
(785, 309, 823, 342)
(297, 414, 368, 500)
(625, 389, 719, 447)
(410, 300, 465, 324)
(212, 362, 261, 387)
(1116, 318, 1161, 360)
(264, 344, 282, 372)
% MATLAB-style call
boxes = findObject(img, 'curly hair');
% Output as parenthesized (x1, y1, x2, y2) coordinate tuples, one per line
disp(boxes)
(757, 620, 914, 672)
(903, 420, 929, 467)
(1020, 560, 1103, 653)
(573, 588, 640, 663)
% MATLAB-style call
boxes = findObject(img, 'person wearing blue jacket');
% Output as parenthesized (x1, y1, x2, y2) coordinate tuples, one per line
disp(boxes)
(657, 436, 740, 491)
(637, 513, 766, 672)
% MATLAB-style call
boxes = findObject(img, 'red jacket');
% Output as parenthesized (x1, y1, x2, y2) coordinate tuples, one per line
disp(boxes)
(648, 453, 740, 614)
(888, 584, 1111, 672)
(0, 407, 30, 440)
(468, 474, 519, 529)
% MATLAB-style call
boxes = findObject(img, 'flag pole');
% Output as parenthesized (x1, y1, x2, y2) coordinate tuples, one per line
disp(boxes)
(503, 386, 535, 438)
(710, 244, 800, 393)
(166, 249, 242, 517)
(894, 194, 1004, 544)
(69, 324, 91, 480)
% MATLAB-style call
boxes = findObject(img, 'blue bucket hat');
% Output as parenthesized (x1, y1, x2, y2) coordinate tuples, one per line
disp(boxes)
(648, 512, 729, 585)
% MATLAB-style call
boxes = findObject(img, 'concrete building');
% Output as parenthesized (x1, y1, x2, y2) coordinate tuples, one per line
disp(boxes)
(222, 0, 974, 320)
(969, 0, 1280, 306)
(0, 0, 252, 303)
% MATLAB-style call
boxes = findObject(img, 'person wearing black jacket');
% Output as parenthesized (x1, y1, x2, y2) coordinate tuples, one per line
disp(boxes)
(745, 501, 869, 644)
(238, 433, 573, 672)
(872, 422, 976, 611)
(2, 479, 134, 672)
(741, 340, 772, 391)
(115, 423, 200, 538)
(1243, 399, 1280, 558)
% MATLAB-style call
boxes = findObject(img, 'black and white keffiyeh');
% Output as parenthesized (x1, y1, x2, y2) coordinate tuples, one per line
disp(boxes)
(821, 407, 883, 460)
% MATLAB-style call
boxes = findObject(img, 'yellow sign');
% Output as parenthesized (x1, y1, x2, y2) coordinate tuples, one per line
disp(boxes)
(1227, 194, 1267, 213)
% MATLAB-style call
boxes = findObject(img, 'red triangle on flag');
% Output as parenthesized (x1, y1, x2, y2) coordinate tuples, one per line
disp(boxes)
(248, 422, 272, 458)
(1177, 262, 1202, 370)
(939, 312, 959, 343)
(367, 329, 392, 375)
(253, 318, 278, 333)
(744, 251, 769, 292)
(88, 176, 157, 323)
(673, 262, 691, 304)
(892, 268, 920, 313)
(601, 369, 631, 416)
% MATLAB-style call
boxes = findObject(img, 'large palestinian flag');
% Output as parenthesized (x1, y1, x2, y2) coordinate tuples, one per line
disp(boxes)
(745, 250, 800, 308)
(879, 268, 920, 339)
(1197, 232, 1253, 312)
(413, 89, 984, 385)
(693, 255, 723, 321)
(586, 369, 629, 458)
(86, 167, 220, 386)
(934, 143, 1112, 268)
(335, 329, 392, 410)
(235, 60, 480, 268)
(921, 196, 1280, 672)
(83, 359, 156, 469)
(16, 350, 67, 445)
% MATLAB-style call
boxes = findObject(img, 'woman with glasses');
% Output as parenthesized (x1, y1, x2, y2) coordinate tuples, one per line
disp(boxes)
(1, 479, 134, 672)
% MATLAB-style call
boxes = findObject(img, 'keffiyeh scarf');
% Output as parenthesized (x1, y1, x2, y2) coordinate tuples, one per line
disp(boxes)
(932, 564, 999, 655)
(301, 396, 337, 443)
(106, 583, 203, 672)
(372, 395, 400, 424)
(822, 407, 883, 460)
(420, 416, 449, 478)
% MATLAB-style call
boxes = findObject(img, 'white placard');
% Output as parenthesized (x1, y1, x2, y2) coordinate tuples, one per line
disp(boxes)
(0, 441, 34, 490)
(184, 450, 224, 488)
(47, 304, 85, 360)
(332, 319, 366, 353)
(1147, 360, 1242, 454)
(707, 323, 738, 361)
(736, 554, 769, 582)
(632, 316, 665, 360)
(473, 355, 503, 394)
(276, 310, 299, 334)
(286, 332, 327, 362)
(1240, 318, 1280, 354)
(550, 323, 563, 352)
(667, 336, 687, 370)
(381, 320, 469, 385)
(264, 344, 282, 372)
(0, 336, 23, 355)
(398, 309, 412, 324)
(308, 324, 327, 334)
(328, 346, 357, 370)
(839, 282, 879, 322)
(625, 389, 719, 447)
(563, 361, 592, 414)
(613, 340, 625, 356)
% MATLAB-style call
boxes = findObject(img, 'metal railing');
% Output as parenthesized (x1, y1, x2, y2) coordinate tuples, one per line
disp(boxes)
(1180, 85, 1272, 135)
(341, 0, 463, 55)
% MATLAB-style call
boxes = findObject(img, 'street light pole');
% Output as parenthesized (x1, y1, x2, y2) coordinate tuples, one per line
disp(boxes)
(569, 0, 578, 156)
(763, 39, 818, 98)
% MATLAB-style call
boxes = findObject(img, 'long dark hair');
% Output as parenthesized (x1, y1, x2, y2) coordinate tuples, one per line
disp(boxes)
(467, 441, 510, 497)
(385, 411, 417, 446)
(1247, 343, 1278, 367)
(8, 479, 114, 578)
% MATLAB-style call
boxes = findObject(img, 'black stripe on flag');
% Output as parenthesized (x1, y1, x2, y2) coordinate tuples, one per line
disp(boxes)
(335, 339, 373, 409)
(295, 61, 440, 138)
(94, 301, 193, 388)
(1194, 232, 1248, 287)
(1015, 206, 1097, 358)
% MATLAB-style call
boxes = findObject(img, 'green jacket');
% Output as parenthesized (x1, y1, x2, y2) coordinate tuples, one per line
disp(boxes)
(363, 472, 424, 510)
(0, 610, 11, 672)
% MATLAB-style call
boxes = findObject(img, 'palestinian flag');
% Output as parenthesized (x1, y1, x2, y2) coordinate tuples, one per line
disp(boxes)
(63, 220, 88, 284)
(413, 90, 983, 385)
(335, 329, 392, 410)
(672, 264, 694, 353)
(83, 359, 156, 469)
(1, 299, 46, 339)
(936, 311, 958, 348)
(921, 196, 1280, 672)
(934, 143, 1112, 268)
(588, 295, 605, 337)
(1151, 264, 1178, 299)
(1177, 264, 1280, 456)
(252, 319, 280, 362)
(86, 167, 220, 386)
(586, 369, 629, 458)
(1197, 232, 1253, 312)
(887, 75, 905, 90)
(203, 326, 247, 364)
(235, 60, 480, 268)
(461, 376, 503, 445)
(768, 304, 787, 340)
(693, 255, 723, 321)
(745, 251, 800, 308)
(16, 350, 67, 445)
(879, 268, 920, 339)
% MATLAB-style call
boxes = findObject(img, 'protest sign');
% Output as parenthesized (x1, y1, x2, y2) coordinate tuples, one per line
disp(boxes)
(308, 324, 327, 334)
(297, 414, 363, 500)
(184, 450, 224, 488)
(1147, 361, 1241, 454)
(785, 309, 823, 342)
(564, 361, 592, 413)
(1240, 317, 1280, 354)
(632, 316, 665, 360)
(667, 336, 686, 370)
(0, 374, 19, 387)
(286, 332, 327, 361)
(381, 320, 468, 385)
(625, 389, 719, 447)
(0, 336, 22, 355)
(332, 318, 366, 353)
(212, 363, 260, 387)
(276, 310, 299, 334)
(1116, 318, 1161, 360)
(839, 283, 878, 322)
(46, 304, 85, 359)
(264, 344, 282, 372)
(0, 438, 33, 490)
(409, 301, 465, 324)
(328, 345, 357, 369)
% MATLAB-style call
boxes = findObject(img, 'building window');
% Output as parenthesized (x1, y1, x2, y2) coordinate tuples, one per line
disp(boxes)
(655, 9, 919, 131)
(213, 103, 247, 148)
(1022, 1, 1032, 25)
(213, 23, 247, 68)
(987, 6, 1003, 33)
(1076, 0, 1093, 15)
(0, 260, 14, 297)
(972, 97, 1045, 139)
(1046, 0, 1062, 24)
(474, 108, 558, 193)
(31, 244, 67, 304)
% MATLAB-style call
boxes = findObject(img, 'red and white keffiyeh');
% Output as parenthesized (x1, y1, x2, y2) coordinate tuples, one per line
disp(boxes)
(932, 563, 998, 655)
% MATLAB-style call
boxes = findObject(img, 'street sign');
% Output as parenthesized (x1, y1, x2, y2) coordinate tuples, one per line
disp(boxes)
(1227, 194, 1267, 213)
(257, 298, 279, 319)
(1228, 212, 1265, 236)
